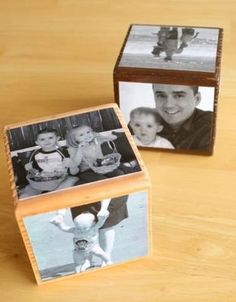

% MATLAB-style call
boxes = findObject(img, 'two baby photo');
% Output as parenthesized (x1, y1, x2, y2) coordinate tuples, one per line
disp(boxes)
(7, 108, 141, 200)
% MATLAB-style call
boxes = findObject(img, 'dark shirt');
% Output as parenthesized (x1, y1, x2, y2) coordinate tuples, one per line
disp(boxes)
(70, 195, 128, 229)
(160, 109, 213, 151)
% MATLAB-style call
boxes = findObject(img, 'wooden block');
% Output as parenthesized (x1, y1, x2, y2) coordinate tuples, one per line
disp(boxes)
(3, 103, 151, 284)
(114, 24, 223, 155)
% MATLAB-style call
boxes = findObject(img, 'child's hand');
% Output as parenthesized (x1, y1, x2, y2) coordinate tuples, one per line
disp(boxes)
(79, 142, 87, 148)
(72, 148, 83, 164)
(62, 158, 74, 169)
(50, 215, 64, 225)
(99, 133, 117, 142)
(123, 160, 138, 168)
(68, 147, 83, 163)
(25, 161, 33, 171)
(181, 32, 199, 43)
(62, 158, 79, 175)
(97, 209, 110, 220)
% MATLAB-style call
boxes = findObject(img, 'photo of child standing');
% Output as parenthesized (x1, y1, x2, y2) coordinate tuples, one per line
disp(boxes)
(23, 192, 148, 281)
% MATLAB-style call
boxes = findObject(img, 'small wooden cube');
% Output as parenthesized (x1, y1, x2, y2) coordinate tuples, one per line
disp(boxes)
(114, 24, 223, 155)
(4, 103, 151, 284)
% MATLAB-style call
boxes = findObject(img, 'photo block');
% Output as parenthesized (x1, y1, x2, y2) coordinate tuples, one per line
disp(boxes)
(117, 24, 221, 73)
(114, 24, 223, 155)
(5, 105, 142, 202)
(119, 81, 216, 154)
(22, 191, 149, 283)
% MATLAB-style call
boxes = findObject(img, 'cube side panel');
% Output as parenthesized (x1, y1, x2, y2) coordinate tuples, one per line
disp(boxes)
(114, 25, 223, 156)
(114, 24, 223, 88)
(3, 127, 18, 207)
(5, 103, 149, 212)
(215, 28, 223, 81)
(16, 174, 150, 217)
(16, 188, 151, 284)
(116, 24, 221, 78)
(115, 67, 218, 87)
(113, 24, 133, 75)
(112, 105, 149, 176)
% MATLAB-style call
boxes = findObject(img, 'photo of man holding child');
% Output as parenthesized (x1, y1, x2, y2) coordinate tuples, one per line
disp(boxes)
(119, 82, 215, 153)
(7, 108, 141, 200)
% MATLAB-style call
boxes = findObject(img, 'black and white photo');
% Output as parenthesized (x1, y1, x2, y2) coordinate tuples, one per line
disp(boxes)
(119, 25, 219, 72)
(119, 81, 215, 152)
(23, 191, 149, 281)
(7, 108, 141, 200)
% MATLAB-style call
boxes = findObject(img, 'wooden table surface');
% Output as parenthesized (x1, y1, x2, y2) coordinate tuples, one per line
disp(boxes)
(0, 1, 235, 301)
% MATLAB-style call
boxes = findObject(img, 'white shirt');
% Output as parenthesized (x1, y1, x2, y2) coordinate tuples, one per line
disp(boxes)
(133, 135, 174, 149)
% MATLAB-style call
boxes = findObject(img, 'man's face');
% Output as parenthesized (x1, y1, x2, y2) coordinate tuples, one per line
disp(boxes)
(130, 113, 162, 145)
(35, 132, 58, 151)
(153, 84, 201, 128)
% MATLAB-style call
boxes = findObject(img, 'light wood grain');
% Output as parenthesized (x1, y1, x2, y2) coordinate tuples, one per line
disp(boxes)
(0, 0, 235, 300)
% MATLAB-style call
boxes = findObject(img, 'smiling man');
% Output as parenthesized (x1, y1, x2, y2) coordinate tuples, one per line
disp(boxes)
(152, 83, 213, 151)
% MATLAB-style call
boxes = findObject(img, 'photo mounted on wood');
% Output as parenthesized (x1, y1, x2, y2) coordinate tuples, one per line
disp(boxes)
(114, 24, 223, 155)
(4, 104, 143, 203)
(19, 191, 150, 284)
(3, 104, 151, 284)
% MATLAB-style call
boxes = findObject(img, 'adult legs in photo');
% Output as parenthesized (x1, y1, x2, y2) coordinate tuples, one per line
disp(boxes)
(99, 227, 115, 265)
(92, 245, 112, 266)
(73, 249, 87, 273)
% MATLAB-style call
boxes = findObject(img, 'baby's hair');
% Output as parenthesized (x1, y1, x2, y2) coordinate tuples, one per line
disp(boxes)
(36, 127, 58, 139)
(130, 107, 163, 124)
(66, 125, 93, 148)
(74, 212, 96, 228)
